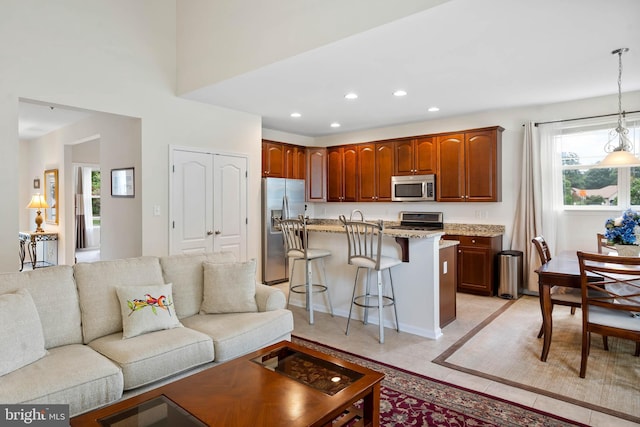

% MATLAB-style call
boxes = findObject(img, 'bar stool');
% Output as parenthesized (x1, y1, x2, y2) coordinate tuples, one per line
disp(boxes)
(339, 214, 401, 343)
(278, 215, 334, 324)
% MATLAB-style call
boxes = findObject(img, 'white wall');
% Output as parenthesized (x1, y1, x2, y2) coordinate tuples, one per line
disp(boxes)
(266, 90, 640, 256)
(176, 0, 448, 94)
(0, 0, 262, 272)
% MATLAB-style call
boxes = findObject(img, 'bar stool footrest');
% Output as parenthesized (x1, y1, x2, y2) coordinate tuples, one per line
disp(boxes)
(290, 283, 330, 294)
(353, 295, 395, 309)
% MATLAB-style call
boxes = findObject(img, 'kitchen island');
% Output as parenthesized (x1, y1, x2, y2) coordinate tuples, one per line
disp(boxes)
(291, 221, 449, 340)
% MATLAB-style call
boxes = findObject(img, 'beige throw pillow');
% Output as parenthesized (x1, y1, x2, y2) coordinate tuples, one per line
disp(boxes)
(201, 260, 258, 314)
(0, 288, 47, 376)
(116, 284, 182, 339)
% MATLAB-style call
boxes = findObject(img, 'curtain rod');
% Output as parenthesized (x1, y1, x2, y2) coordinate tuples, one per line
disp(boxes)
(533, 110, 640, 127)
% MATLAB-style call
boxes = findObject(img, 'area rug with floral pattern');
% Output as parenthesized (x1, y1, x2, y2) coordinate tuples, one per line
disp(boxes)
(292, 336, 587, 427)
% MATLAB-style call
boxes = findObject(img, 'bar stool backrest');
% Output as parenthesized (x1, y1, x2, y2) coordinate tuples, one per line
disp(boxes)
(339, 215, 383, 271)
(277, 216, 307, 259)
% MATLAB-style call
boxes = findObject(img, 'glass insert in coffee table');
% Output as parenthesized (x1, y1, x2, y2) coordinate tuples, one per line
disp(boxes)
(98, 395, 206, 427)
(251, 346, 364, 395)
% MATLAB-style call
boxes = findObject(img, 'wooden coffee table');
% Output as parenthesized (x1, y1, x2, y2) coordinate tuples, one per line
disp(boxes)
(71, 341, 384, 427)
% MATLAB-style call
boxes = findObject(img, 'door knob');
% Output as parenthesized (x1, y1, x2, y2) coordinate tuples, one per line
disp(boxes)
(207, 230, 214, 235)
(215, 230, 221, 235)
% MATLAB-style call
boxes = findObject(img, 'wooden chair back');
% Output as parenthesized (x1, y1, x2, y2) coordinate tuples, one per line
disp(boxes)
(576, 251, 640, 377)
(532, 236, 552, 264)
(596, 233, 616, 254)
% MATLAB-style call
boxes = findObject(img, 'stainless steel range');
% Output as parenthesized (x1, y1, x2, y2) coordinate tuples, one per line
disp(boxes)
(388, 211, 444, 230)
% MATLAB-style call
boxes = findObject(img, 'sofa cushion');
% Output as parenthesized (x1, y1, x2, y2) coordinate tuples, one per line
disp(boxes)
(159, 252, 236, 319)
(116, 284, 182, 339)
(0, 289, 47, 376)
(88, 327, 214, 390)
(0, 344, 123, 417)
(201, 260, 258, 314)
(0, 266, 82, 348)
(74, 257, 165, 344)
(181, 309, 294, 362)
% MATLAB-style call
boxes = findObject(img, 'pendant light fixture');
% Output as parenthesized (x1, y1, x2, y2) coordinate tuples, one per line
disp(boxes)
(597, 48, 640, 168)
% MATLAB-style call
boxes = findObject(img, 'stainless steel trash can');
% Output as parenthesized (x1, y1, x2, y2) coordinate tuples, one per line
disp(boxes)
(497, 250, 523, 299)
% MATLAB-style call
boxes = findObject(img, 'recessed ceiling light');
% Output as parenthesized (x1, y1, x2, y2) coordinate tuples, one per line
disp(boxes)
(330, 122, 341, 128)
(344, 93, 358, 100)
(290, 112, 301, 118)
(393, 90, 407, 97)
(428, 107, 440, 112)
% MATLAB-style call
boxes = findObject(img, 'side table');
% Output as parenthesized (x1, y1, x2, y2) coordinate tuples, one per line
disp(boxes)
(19, 231, 58, 271)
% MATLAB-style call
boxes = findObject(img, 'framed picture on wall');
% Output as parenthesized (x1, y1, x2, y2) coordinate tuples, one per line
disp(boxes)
(111, 167, 134, 197)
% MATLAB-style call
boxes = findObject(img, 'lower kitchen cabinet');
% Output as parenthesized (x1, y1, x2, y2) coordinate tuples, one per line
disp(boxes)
(439, 244, 457, 327)
(442, 234, 502, 296)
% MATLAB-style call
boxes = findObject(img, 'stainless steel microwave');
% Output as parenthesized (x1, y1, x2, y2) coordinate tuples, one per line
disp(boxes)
(391, 174, 435, 201)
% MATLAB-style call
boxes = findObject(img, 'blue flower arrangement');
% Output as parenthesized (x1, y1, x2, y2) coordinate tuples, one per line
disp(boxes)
(604, 209, 640, 245)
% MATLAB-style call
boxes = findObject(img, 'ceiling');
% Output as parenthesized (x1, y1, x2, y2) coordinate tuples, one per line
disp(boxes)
(18, 0, 640, 140)
(183, 0, 640, 137)
(19, 102, 93, 140)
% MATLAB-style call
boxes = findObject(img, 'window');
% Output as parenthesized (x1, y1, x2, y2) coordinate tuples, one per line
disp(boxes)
(91, 170, 101, 226)
(559, 115, 640, 208)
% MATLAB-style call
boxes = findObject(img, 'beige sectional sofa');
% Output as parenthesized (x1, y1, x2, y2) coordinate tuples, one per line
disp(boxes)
(0, 252, 293, 416)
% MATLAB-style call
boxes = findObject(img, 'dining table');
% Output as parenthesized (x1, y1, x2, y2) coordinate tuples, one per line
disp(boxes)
(534, 251, 603, 362)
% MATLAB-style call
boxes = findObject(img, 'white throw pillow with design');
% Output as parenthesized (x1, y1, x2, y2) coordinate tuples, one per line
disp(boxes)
(116, 283, 182, 339)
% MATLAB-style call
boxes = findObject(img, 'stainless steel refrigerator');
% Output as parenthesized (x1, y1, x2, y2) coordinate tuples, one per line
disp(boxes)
(262, 178, 306, 285)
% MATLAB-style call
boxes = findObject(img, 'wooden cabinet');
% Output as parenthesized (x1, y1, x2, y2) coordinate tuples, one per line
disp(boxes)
(263, 140, 305, 179)
(439, 243, 457, 327)
(327, 145, 357, 202)
(306, 147, 326, 201)
(357, 142, 394, 201)
(262, 140, 284, 177)
(442, 234, 502, 296)
(436, 127, 503, 202)
(284, 145, 305, 179)
(394, 136, 435, 175)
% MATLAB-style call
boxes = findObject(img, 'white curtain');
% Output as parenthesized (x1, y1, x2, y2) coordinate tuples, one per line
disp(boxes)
(511, 122, 563, 293)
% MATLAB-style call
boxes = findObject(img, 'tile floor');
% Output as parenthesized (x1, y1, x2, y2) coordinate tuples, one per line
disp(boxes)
(276, 283, 636, 427)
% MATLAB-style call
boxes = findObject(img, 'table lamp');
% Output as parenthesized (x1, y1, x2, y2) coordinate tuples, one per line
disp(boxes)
(26, 193, 49, 232)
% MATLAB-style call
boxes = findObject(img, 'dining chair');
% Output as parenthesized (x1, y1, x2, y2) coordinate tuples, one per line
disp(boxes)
(596, 233, 616, 254)
(577, 251, 640, 378)
(277, 215, 334, 325)
(532, 236, 581, 338)
(339, 214, 401, 344)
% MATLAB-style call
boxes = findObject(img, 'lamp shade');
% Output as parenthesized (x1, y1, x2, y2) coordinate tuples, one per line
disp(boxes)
(26, 194, 49, 209)
(596, 150, 640, 168)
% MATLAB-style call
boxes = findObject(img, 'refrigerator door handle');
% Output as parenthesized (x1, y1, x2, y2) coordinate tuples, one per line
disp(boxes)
(282, 195, 289, 219)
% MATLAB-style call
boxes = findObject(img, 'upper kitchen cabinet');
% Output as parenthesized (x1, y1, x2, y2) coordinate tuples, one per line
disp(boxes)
(394, 136, 435, 175)
(306, 147, 326, 202)
(284, 144, 306, 179)
(262, 140, 284, 178)
(262, 140, 305, 179)
(327, 145, 357, 202)
(357, 142, 394, 201)
(436, 127, 503, 202)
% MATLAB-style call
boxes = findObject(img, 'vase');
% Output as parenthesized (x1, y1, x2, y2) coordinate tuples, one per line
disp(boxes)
(614, 244, 640, 257)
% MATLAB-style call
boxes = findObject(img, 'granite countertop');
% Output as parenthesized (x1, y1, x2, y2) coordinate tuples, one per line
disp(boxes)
(305, 219, 504, 246)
